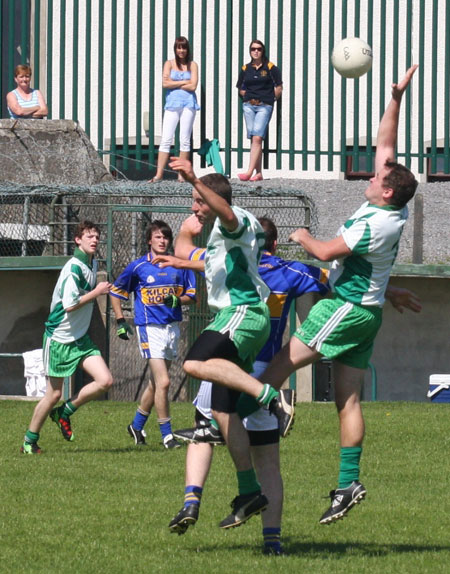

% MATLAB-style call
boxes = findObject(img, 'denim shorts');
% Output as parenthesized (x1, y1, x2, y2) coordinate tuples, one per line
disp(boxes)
(242, 102, 273, 139)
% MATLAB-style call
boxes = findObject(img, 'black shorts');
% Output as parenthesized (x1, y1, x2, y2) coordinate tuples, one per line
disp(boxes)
(186, 330, 241, 414)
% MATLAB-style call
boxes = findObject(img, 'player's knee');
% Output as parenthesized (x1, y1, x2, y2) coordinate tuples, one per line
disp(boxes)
(183, 359, 203, 379)
(156, 377, 170, 391)
(99, 372, 113, 392)
(49, 388, 62, 404)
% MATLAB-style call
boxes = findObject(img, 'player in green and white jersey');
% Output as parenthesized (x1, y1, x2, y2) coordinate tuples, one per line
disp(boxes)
(255, 66, 422, 523)
(21, 221, 113, 454)
(167, 159, 295, 529)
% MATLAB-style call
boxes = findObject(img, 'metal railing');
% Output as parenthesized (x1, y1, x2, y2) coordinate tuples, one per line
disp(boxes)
(1, 0, 449, 178)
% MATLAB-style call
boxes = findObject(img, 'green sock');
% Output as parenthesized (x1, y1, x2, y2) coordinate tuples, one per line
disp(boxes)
(256, 384, 278, 407)
(236, 393, 259, 419)
(24, 430, 39, 444)
(62, 401, 77, 419)
(237, 468, 260, 495)
(338, 446, 362, 488)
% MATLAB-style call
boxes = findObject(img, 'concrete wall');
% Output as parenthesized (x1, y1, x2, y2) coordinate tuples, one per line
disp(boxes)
(0, 269, 107, 396)
(294, 276, 450, 403)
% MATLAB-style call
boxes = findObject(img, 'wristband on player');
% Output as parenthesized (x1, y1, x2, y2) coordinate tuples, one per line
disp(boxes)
(163, 294, 181, 308)
(116, 318, 134, 340)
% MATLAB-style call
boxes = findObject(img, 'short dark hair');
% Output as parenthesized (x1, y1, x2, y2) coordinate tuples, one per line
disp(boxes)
(383, 161, 418, 207)
(174, 36, 192, 67)
(145, 220, 173, 246)
(258, 217, 278, 252)
(74, 220, 100, 241)
(199, 173, 232, 205)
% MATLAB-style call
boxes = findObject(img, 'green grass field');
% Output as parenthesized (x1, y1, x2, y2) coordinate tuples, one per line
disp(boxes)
(2, 400, 450, 574)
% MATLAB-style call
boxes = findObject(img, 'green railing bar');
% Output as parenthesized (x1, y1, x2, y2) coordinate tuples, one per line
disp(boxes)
(97, 0, 104, 160)
(418, 0, 425, 174)
(85, 0, 92, 137)
(339, 0, 347, 174)
(276, 0, 283, 170)
(404, 0, 412, 168)
(392, 0, 399, 83)
(188, 0, 194, 41)
(59, 0, 66, 119)
(430, 0, 438, 174)
(175, 0, 181, 37)
(213, 0, 220, 139)
(445, 1, 450, 173)
(46, 0, 53, 116)
(237, 0, 245, 169)
(352, 0, 361, 173)
(314, 0, 321, 171)
(252, 0, 257, 39)
(34, 0, 41, 87)
(366, 0, 374, 172)
(289, 0, 297, 170)
(327, 0, 335, 171)
(21, 0, 28, 64)
(288, 301, 297, 391)
(264, 0, 270, 54)
(110, 0, 117, 171)
(148, 0, 156, 171)
(72, 0, 79, 122)
(301, 0, 308, 170)
(135, 0, 143, 171)
(224, 0, 233, 176)
(122, 0, 130, 172)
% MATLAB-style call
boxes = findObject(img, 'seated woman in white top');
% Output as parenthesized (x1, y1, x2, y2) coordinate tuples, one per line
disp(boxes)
(7, 64, 48, 119)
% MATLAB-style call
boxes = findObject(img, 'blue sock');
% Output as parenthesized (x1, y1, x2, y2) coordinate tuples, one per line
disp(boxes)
(132, 408, 149, 431)
(184, 485, 203, 507)
(158, 418, 172, 439)
(263, 527, 282, 553)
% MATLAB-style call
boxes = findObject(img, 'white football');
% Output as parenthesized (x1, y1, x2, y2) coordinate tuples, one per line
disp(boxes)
(331, 37, 373, 79)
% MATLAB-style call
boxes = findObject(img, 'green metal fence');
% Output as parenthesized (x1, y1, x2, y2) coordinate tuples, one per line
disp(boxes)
(1, 0, 450, 179)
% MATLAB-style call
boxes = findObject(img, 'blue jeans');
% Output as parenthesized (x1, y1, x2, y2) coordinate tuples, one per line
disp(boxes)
(242, 102, 273, 139)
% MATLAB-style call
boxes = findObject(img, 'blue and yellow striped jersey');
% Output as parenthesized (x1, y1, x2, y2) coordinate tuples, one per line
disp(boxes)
(110, 253, 196, 325)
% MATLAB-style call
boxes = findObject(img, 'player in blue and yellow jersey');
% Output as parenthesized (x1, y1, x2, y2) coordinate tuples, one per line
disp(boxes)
(110, 220, 196, 449)
(21, 221, 113, 454)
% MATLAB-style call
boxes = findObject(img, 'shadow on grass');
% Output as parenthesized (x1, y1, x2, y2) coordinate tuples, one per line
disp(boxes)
(55, 445, 168, 454)
(214, 539, 450, 557)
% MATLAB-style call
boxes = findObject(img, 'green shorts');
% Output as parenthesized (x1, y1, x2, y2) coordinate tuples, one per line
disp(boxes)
(204, 301, 270, 372)
(43, 332, 101, 378)
(295, 296, 382, 369)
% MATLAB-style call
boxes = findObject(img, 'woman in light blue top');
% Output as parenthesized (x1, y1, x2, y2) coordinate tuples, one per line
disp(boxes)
(7, 65, 48, 119)
(150, 37, 200, 183)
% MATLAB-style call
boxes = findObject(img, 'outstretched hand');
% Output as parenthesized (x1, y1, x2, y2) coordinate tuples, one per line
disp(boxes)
(169, 157, 196, 183)
(392, 65, 418, 100)
(180, 214, 204, 237)
(152, 254, 185, 269)
(386, 286, 422, 314)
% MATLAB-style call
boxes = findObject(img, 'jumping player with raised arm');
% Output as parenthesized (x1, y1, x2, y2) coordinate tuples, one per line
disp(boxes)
(165, 162, 295, 529)
(258, 65, 421, 524)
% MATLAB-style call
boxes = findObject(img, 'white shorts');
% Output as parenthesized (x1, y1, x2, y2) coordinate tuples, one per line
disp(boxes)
(193, 360, 278, 431)
(136, 323, 180, 360)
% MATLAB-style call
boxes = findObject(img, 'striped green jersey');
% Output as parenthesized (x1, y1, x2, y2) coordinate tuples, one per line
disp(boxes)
(329, 201, 408, 306)
(205, 206, 269, 313)
(44, 248, 97, 343)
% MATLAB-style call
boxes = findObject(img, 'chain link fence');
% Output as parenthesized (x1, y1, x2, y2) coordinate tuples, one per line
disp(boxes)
(1, 182, 316, 402)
